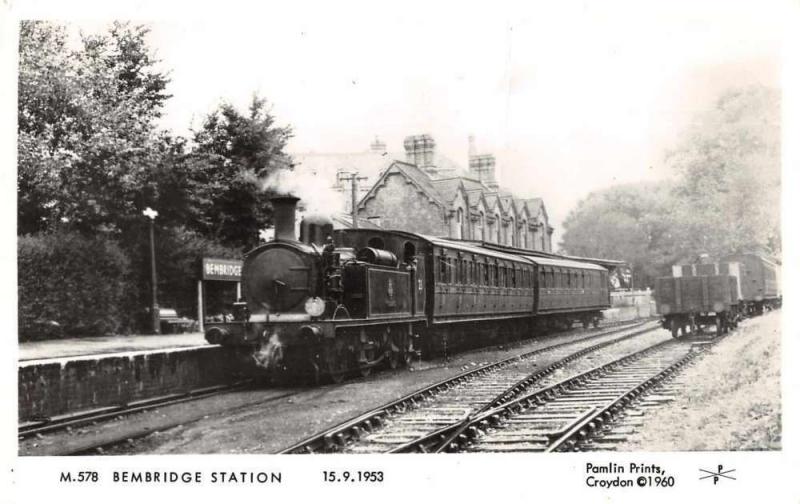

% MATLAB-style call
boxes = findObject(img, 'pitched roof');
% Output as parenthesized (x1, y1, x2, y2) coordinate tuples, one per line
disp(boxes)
(521, 197, 545, 218)
(331, 213, 384, 230)
(381, 152, 468, 179)
(484, 193, 503, 214)
(465, 188, 488, 209)
(429, 178, 465, 204)
(357, 160, 447, 209)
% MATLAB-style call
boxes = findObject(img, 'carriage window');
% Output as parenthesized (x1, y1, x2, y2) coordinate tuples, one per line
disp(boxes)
(439, 255, 447, 283)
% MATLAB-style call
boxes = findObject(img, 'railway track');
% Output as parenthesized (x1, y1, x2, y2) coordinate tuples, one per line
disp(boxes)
(20, 321, 645, 455)
(18, 382, 257, 440)
(460, 339, 705, 453)
(281, 320, 660, 454)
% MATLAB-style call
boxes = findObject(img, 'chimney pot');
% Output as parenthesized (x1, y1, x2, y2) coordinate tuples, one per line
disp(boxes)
(271, 195, 300, 241)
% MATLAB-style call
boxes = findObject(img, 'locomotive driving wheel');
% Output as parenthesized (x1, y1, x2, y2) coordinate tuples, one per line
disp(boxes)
(403, 336, 416, 368)
(324, 339, 349, 384)
(359, 347, 376, 378)
(386, 328, 404, 370)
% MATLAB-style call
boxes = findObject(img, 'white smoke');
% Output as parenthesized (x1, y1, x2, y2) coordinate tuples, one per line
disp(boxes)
(261, 168, 345, 216)
(252, 333, 284, 371)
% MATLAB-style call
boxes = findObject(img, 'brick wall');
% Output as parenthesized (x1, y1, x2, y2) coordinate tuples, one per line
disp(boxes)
(359, 172, 447, 236)
(18, 346, 243, 422)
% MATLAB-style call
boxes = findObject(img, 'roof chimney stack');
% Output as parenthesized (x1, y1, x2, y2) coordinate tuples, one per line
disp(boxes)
(370, 136, 387, 153)
(469, 154, 499, 190)
(403, 134, 437, 175)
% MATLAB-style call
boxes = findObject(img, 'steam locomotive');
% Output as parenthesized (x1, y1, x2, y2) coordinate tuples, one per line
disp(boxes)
(205, 196, 611, 382)
(654, 253, 781, 338)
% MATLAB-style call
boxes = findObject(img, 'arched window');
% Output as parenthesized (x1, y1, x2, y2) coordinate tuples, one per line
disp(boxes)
(509, 216, 516, 247)
(456, 208, 464, 239)
(479, 211, 486, 241)
(368, 236, 385, 249)
(495, 213, 501, 243)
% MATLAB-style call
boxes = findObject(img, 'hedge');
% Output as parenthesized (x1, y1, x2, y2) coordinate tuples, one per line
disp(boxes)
(18, 228, 244, 341)
(18, 231, 132, 340)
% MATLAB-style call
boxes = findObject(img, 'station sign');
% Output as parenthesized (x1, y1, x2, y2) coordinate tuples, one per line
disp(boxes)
(202, 257, 243, 281)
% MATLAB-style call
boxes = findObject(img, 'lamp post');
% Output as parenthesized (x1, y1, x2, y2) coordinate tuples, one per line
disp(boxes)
(143, 207, 160, 334)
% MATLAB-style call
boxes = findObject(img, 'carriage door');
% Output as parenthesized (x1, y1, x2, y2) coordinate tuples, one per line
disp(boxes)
(404, 242, 425, 316)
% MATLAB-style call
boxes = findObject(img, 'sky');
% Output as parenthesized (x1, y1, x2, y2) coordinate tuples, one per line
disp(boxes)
(8, 0, 787, 244)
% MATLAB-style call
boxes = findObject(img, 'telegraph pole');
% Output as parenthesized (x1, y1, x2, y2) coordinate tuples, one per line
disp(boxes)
(338, 171, 367, 228)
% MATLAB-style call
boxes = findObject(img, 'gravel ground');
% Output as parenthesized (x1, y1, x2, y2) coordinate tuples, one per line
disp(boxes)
(129, 324, 661, 455)
(615, 310, 781, 451)
(20, 321, 656, 455)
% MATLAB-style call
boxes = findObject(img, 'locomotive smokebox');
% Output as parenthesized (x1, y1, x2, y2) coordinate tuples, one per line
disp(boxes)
(271, 195, 300, 241)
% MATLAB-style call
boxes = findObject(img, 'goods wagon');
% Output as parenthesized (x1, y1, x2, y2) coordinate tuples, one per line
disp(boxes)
(655, 274, 739, 337)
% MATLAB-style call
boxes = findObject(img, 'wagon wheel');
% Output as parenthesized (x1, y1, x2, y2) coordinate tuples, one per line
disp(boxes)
(670, 318, 680, 339)
(324, 340, 349, 384)
(715, 315, 723, 337)
(592, 317, 600, 328)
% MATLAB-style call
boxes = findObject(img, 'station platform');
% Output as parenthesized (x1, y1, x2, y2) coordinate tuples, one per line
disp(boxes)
(19, 332, 210, 362)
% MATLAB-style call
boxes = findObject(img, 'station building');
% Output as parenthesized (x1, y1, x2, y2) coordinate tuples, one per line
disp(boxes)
(291, 134, 554, 252)
(356, 134, 553, 252)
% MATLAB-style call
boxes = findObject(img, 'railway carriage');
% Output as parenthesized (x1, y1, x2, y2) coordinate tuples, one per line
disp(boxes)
(529, 256, 609, 327)
(205, 196, 613, 382)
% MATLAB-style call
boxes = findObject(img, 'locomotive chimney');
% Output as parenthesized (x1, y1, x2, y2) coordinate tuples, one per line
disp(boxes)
(271, 195, 300, 241)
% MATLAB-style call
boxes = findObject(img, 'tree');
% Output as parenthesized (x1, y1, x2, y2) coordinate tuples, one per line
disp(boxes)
(560, 183, 678, 288)
(560, 85, 781, 288)
(189, 96, 293, 250)
(667, 85, 780, 257)
(18, 21, 170, 235)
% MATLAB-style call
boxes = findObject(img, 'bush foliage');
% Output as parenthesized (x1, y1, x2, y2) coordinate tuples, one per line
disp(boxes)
(18, 229, 243, 341)
(18, 232, 132, 340)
